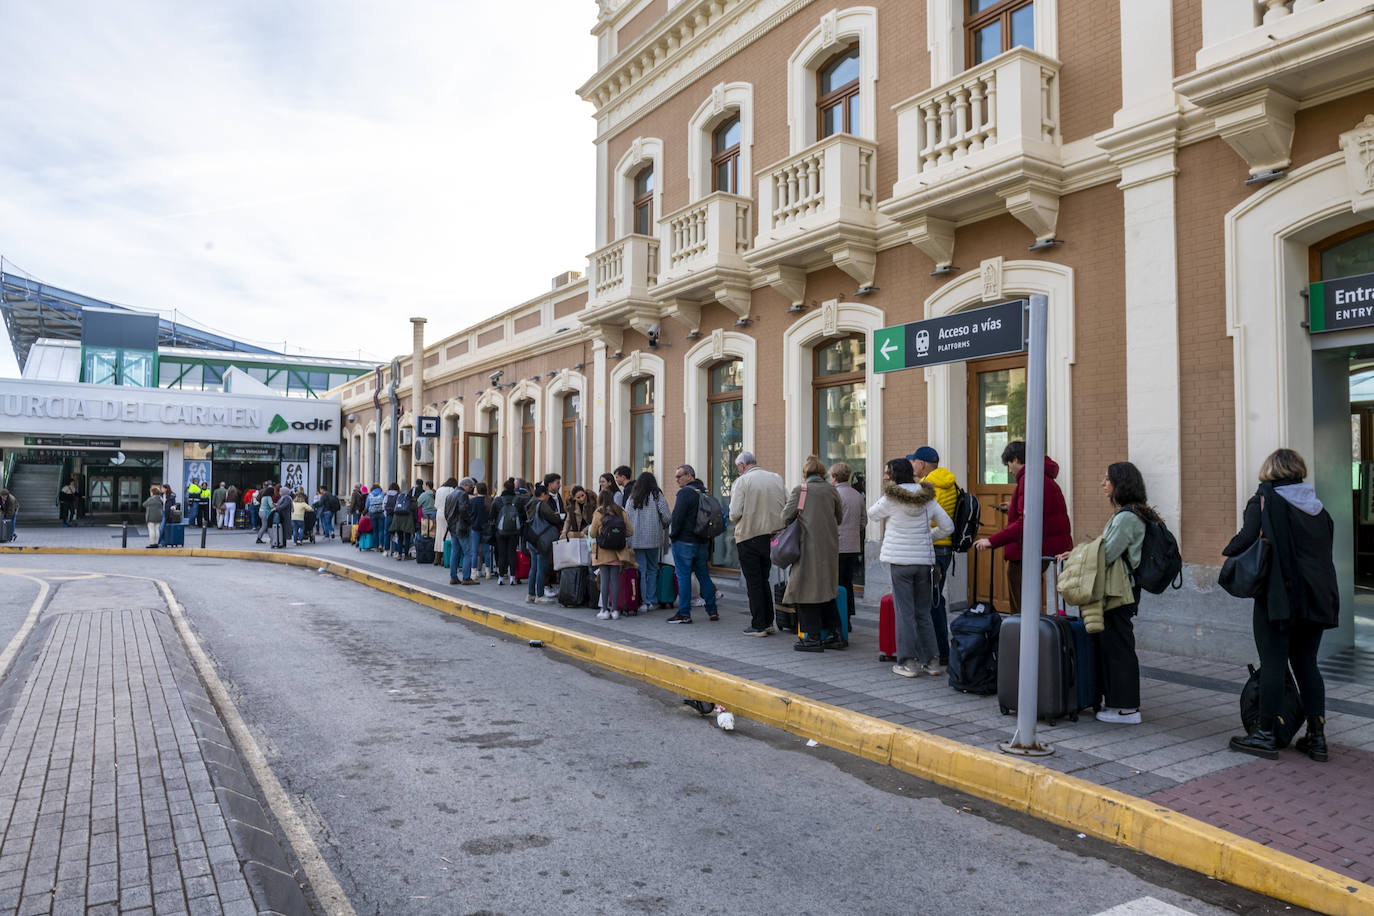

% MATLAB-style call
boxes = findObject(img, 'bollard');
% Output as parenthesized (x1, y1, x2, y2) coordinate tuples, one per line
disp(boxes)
(200, 524, 207, 549)
(122, 521, 128, 549)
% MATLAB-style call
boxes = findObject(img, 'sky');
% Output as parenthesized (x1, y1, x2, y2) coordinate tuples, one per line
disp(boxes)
(0, 0, 597, 378)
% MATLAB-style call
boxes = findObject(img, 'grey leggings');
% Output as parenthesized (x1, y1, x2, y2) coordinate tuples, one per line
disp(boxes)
(598, 566, 622, 610)
(890, 564, 937, 665)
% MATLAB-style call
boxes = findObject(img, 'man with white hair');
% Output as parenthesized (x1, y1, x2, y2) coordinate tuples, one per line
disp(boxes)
(728, 451, 787, 636)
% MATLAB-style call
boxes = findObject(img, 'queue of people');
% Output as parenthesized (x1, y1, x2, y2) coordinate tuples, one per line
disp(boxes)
(138, 439, 1339, 765)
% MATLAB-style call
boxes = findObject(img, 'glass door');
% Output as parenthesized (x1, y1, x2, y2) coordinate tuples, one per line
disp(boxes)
(465, 432, 493, 491)
(117, 477, 143, 512)
(967, 354, 1027, 610)
(88, 477, 114, 513)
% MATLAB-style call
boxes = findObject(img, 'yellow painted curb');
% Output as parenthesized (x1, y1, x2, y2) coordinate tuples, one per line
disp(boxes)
(6, 545, 1373, 915)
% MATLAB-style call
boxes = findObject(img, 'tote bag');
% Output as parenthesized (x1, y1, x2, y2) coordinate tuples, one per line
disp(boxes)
(1219, 537, 1271, 599)
(553, 535, 590, 570)
(769, 484, 808, 568)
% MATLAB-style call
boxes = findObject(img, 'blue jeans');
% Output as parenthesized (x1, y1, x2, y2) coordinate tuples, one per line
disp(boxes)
(671, 541, 716, 617)
(484, 538, 494, 571)
(527, 550, 549, 598)
(635, 547, 660, 609)
(460, 530, 481, 580)
(931, 546, 952, 660)
(321, 510, 335, 538)
(292, 520, 304, 542)
(378, 514, 392, 551)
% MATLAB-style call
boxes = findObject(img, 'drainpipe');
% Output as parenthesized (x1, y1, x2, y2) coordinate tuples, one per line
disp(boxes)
(387, 357, 401, 485)
(410, 317, 426, 483)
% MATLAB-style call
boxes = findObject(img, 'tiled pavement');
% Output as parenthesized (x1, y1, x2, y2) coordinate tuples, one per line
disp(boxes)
(0, 568, 310, 915)
(7, 523, 1374, 890)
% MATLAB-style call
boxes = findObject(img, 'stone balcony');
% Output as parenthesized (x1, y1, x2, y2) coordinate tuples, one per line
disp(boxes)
(1175, 0, 1374, 178)
(651, 191, 753, 333)
(582, 233, 661, 353)
(743, 133, 884, 307)
(880, 48, 1064, 269)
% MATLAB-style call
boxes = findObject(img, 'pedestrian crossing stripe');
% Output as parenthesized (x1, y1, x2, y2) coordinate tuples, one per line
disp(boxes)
(1090, 897, 1199, 916)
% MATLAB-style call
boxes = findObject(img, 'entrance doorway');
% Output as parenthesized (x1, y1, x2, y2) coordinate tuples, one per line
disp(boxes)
(966, 353, 1026, 610)
(1312, 222, 1374, 668)
(465, 432, 495, 492)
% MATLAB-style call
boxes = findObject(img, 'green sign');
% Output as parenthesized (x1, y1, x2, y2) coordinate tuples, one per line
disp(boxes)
(873, 326, 905, 372)
(267, 414, 289, 434)
(1309, 271, 1374, 333)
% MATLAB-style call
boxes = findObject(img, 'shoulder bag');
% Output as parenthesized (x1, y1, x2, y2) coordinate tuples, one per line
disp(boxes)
(770, 484, 808, 568)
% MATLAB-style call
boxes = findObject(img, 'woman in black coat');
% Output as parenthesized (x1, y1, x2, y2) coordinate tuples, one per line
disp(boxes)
(1222, 448, 1339, 761)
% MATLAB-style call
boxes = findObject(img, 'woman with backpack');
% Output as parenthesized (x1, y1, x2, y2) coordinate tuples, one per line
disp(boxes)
(390, 484, 416, 559)
(1223, 448, 1338, 761)
(490, 479, 521, 585)
(1066, 461, 1156, 725)
(588, 489, 636, 619)
(624, 471, 671, 615)
(868, 458, 953, 672)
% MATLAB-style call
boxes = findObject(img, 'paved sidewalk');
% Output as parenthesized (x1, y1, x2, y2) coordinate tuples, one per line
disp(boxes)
(10, 523, 1374, 888)
(0, 568, 311, 915)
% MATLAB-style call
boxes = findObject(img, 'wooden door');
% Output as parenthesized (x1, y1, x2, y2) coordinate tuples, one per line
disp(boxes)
(967, 354, 1027, 610)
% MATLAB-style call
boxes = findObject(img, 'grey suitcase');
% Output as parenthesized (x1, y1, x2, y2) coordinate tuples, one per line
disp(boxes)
(996, 614, 1079, 725)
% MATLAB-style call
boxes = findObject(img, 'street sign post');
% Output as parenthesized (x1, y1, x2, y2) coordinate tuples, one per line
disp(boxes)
(871, 295, 1051, 756)
(874, 300, 1027, 373)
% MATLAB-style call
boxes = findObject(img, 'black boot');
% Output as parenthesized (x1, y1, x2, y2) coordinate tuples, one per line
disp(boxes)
(1229, 717, 1280, 760)
(792, 636, 825, 653)
(1295, 716, 1328, 762)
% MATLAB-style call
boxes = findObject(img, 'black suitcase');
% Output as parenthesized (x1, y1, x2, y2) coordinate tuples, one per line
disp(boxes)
(414, 535, 435, 565)
(772, 576, 797, 632)
(997, 614, 1082, 724)
(304, 510, 317, 543)
(558, 565, 592, 607)
(947, 605, 1002, 695)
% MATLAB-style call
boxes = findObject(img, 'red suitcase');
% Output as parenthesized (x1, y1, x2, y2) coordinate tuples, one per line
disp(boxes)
(516, 549, 532, 582)
(878, 593, 897, 661)
(616, 567, 641, 614)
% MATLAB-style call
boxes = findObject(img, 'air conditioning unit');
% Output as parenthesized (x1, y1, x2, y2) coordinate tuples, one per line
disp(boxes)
(399, 427, 414, 447)
(414, 437, 436, 464)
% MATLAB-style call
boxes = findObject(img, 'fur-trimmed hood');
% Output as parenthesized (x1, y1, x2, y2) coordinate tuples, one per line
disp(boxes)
(882, 481, 936, 506)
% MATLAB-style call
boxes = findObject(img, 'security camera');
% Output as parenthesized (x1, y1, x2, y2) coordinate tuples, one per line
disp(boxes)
(489, 369, 504, 386)
(647, 324, 662, 349)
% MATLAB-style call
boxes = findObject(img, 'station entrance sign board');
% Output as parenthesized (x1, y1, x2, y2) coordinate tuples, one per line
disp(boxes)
(873, 299, 1027, 373)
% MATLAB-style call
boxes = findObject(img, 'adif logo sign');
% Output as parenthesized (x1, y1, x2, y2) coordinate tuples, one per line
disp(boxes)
(268, 413, 333, 434)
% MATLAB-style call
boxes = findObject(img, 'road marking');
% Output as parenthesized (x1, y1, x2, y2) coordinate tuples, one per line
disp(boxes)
(148, 576, 358, 916)
(1091, 897, 1199, 915)
(0, 570, 50, 681)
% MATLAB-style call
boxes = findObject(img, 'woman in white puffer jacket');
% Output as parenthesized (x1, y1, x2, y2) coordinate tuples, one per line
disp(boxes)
(868, 457, 954, 679)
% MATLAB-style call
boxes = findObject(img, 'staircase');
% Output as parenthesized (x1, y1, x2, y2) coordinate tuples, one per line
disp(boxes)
(4, 463, 61, 522)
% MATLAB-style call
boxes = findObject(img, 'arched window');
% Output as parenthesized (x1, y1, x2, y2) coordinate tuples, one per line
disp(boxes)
(817, 45, 860, 140)
(630, 377, 655, 476)
(708, 359, 744, 569)
(633, 165, 655, 235)
(520, 400, 536, 484)
(813, 335, 867, 494)
(562, 392, 581, 485)
(712, 115, 742, 194)
(967, 0, 1035, 66)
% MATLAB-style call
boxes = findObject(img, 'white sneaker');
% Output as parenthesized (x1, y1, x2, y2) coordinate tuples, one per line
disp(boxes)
(1096, 708, 1142, 725)
(920, 662, 947, 678)
(892, 661, 921, 678)
(639, 604, 654, 614)
(596, 608, 610, 620)
(544, 586, 558, 598)
(610, 609, 621, 620)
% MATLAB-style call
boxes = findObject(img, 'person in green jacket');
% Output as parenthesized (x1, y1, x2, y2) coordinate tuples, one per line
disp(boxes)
(909, 446, 960, 665)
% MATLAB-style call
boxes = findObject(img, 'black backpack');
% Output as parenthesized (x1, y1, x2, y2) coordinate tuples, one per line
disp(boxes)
(496, 498, 521, 536)
(947, 605, 1001, 695)
(597, 512, 628, 551)
(693, 489, 726, 539)
(949, 485, 981, 552)
(1120, 508, 1183, 594)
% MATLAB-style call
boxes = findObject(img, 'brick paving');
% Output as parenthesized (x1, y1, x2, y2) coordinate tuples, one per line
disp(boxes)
(6, 522, 1374, 890)
(0, 569, 308, 915)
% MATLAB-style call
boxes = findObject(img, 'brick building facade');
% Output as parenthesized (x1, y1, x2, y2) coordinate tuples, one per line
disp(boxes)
(334, 0, 1374, 663)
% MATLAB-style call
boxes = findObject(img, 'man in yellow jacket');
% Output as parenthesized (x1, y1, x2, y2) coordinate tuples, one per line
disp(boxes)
(909, 446, 959, 665)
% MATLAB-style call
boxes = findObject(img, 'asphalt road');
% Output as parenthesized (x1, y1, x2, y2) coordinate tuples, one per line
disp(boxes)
(0, 555, 1300, 916)
(0, 565, 43, 657)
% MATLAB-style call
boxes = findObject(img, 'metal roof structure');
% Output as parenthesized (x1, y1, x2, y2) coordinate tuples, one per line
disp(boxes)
(1, 271, 282, 372)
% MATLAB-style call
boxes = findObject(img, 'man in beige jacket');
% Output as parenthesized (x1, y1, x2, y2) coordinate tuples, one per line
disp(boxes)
(729, 452, 787, 636)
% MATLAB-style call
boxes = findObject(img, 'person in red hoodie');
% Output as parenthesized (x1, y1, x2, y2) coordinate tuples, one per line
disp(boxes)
(973, 440, 1072, 613)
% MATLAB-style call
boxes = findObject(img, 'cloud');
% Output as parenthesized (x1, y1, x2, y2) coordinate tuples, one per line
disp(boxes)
(0, 0, 596, 376)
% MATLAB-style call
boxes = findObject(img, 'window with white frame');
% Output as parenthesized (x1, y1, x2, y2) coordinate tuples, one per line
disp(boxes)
(786, 7, 878, 153)
(633, 166, 655, 236)
(817, 45, 861, 139)
(712, 116, 742, 193)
